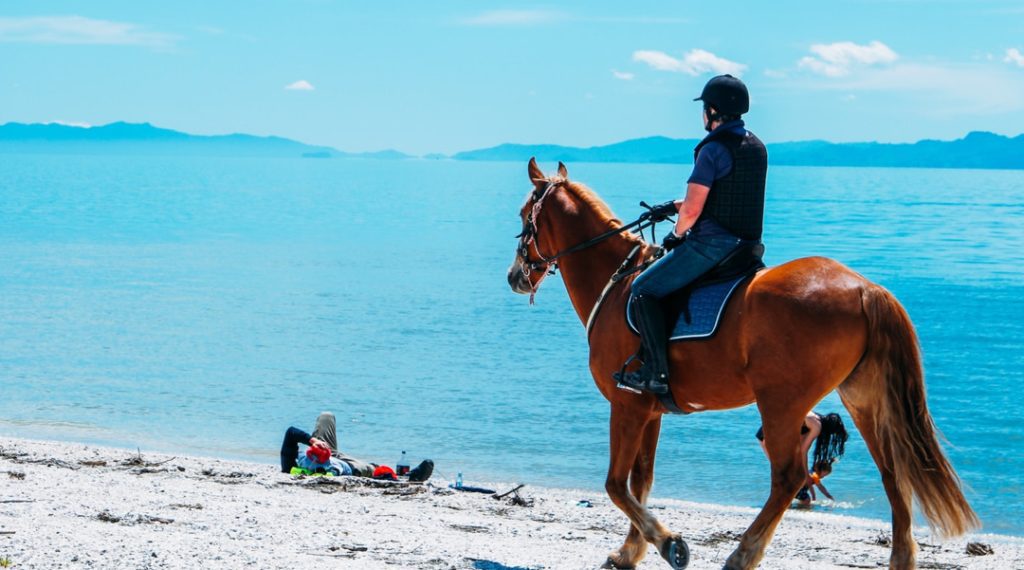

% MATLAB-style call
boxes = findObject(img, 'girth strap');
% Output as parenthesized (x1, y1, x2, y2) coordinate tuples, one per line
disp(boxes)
(586, 244, 643, 338)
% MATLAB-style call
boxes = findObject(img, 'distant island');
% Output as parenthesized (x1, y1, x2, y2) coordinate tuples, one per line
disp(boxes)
(453, 132, 1024, 170)
(2, 121, 1022, 170)
(0, 122, 411, 160)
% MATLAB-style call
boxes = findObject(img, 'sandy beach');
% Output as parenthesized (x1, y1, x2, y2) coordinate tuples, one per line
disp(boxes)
(0, 436, 1019, 569)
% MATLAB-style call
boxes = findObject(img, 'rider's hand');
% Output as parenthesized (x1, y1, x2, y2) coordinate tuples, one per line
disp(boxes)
(645, 200, 679, 221)
(661, 229, 685, 251)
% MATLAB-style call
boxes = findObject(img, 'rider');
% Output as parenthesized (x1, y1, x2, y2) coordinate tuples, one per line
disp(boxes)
(615, 74, 768, 395)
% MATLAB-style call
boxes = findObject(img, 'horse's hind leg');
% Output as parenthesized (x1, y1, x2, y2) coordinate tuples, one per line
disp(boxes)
(603, 407, 676, 569)
(838, 365, 917, 569)
(724, 405, 808, 570)
(605, 415, 663, 568)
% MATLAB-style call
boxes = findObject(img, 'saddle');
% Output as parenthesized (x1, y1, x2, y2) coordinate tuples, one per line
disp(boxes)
(626, 241, 766, 341)
(664, 241, 765, 327)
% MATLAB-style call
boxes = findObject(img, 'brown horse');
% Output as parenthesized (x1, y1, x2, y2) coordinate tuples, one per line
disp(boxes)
(506, 159, 977, 570)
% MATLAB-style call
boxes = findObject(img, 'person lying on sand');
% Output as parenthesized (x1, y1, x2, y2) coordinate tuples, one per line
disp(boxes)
(755, 411, 848, 506)
(280, 411, 433, 482)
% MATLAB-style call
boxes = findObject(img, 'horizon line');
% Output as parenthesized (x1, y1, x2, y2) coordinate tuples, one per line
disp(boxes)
(1, 119, 1021, 157)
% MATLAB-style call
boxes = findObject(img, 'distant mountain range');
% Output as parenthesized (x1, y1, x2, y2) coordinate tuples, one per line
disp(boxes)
(0, 122, 411, 159)
(453, 131, 1024, 170)
(3, 122, 1023, 170)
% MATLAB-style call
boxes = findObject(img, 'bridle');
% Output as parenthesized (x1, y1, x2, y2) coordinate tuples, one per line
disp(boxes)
(516, 180, 562, 273)
(515, 178, 664, 304)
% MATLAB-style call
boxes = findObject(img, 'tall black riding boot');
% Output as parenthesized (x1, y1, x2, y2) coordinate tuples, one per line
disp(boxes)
(615, 295, 670, 395)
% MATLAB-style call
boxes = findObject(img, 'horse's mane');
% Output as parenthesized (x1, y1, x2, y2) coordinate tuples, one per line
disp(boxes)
(564, 180, 623, 231)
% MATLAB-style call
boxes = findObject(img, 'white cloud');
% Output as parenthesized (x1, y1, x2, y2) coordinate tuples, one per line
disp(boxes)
(0, 16, 177, 48)
(460, 10, 564, 26)
(763, 69, 787, 79)
(1004, 48, 1024, 67)
(809, 63, 1024, 114)
(612, 70, 634, 81)
(798, 40, 898, 77)
(285, 80, 315, 91)
(632, 49, 746, 76)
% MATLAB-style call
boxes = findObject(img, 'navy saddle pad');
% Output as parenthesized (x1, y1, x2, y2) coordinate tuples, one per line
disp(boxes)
(626, 275, 748, 341)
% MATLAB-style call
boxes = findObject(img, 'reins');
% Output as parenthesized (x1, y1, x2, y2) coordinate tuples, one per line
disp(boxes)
(517, 179, 669, 304)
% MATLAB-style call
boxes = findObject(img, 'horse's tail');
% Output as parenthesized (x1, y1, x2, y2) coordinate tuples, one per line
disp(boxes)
(854, 284, 979, 537)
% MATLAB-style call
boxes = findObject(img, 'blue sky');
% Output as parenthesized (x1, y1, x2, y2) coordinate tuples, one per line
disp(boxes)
(2, 1, 1024, 154)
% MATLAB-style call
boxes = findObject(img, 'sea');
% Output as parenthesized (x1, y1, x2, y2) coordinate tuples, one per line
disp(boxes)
(1, 155, 1022, 535)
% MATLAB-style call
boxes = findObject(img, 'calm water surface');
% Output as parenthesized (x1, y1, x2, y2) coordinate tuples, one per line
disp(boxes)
(1, 155, 1022, 534)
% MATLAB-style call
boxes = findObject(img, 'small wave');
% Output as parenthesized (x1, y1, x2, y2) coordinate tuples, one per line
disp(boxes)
(813, 500, 863, 511)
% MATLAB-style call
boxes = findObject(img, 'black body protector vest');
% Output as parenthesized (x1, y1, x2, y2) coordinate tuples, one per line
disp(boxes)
(692, 129, 768, 241)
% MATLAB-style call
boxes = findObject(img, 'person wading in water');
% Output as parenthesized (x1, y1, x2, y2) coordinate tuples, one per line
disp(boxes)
(757, 411, 849, 505)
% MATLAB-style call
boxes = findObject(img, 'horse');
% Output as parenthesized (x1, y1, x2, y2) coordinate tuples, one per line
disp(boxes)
(506, 158, 977, 570)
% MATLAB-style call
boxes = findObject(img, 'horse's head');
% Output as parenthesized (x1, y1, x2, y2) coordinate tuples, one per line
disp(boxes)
(507, 157, 572, 301)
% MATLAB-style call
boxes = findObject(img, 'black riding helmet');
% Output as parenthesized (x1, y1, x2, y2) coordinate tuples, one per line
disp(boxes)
(693, 74, 749, 116)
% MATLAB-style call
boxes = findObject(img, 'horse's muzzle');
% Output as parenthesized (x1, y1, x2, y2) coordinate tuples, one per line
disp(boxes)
(507, 263, 532, 295)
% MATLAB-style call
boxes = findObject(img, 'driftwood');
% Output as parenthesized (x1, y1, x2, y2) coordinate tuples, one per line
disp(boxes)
(493, 484, 525, 500)
(966, 542, 994, 556)
(2, 457, 78, 470)
(96, 511, 174, 525)
(303, 552, 355, 559)
(302, 542, 369, 559)
(330, 545, 368, 553)
(493, 484, 533, 507)
(121, 449, 176, 468)
(201, 468, 253, 478)
(169, 503, 203, 510)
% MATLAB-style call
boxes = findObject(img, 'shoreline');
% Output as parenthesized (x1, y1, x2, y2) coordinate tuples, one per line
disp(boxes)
(1, 436, 1020, 569)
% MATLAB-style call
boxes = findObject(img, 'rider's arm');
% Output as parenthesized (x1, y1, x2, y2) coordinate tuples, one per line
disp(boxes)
(676, 141, 727, 237)
(672, 183, 709, 236)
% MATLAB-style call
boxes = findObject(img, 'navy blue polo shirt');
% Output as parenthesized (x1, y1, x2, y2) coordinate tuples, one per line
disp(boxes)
(686, 119, 747, 237)
(688, 119, 746, 186)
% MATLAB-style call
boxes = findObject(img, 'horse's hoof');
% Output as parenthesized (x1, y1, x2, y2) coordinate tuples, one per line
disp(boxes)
(659, 536, 690, 569)
(601, 556, 635, 570)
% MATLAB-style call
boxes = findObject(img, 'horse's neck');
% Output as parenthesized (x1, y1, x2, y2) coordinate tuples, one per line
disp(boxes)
(556, 228, 640, 327)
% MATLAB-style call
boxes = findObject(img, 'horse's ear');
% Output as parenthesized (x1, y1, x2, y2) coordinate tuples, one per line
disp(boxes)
(528, 157, 546, 186)
(557, 161, 568, 179)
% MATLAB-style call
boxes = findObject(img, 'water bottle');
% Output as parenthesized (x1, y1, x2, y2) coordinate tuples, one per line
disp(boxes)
(396, 450, 410, 476)
(456, 471, 463, 489)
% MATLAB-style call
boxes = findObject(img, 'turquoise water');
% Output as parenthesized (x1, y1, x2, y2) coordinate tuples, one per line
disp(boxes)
(1, 155, 1022, 535)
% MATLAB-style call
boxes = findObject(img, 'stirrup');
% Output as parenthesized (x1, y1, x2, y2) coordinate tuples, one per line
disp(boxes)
(615, 381, 642, 394)
(614, 354, 644, 393)
(616, 367, 669, 395)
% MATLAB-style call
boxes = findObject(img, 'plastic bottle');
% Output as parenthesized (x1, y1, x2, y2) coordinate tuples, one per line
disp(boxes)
(397, 450, 410, 476)
(456, 471, 463, 489)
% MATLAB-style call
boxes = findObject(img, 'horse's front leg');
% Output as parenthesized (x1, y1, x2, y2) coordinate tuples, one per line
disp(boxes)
(607, 415, 666, 568)
(604, 407, 686, 569)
